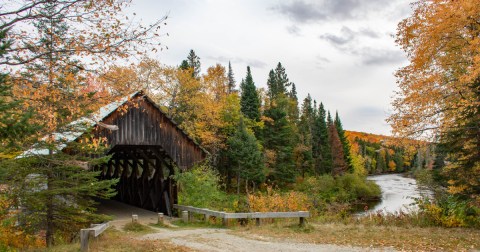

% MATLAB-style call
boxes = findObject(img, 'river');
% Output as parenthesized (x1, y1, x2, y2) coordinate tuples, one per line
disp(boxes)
(361, 173, 432, 215)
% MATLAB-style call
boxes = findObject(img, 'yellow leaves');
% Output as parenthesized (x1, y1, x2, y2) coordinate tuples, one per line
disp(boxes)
(248, 187, 311, 213)
(0, 196, 45, 249)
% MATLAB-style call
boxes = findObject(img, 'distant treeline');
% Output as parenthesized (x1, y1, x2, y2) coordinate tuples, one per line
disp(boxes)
(346, 131, 436, 174)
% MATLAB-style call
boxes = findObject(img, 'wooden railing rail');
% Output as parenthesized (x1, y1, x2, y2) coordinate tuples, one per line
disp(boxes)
(80, 222, 109, 252)
(173, 204, 309, 226)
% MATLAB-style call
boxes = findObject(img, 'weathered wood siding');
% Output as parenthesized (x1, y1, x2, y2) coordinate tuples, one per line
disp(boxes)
(94, 94, 205, 170)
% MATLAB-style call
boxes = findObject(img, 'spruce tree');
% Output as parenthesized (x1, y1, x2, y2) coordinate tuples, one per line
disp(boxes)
(297, 95, 314, 176)
(273, 62, 291, 95)
(227, 118, 265, 193)
(328, 112, 347, 176)
(288, 83, 300, 125)
(263, 63, 297, 185)
(240, 66, 260, 122)
(227, 61, 236, 94)
(185, 49, 201, 78)
(315, 103, 332, 174)
(334, 112, 353, 172)
(263, 96, 296, 185)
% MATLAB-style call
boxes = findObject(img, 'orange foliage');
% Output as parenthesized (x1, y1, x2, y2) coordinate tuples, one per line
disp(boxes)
(248, 186, 311, 212)
(0, 196, 45, 250)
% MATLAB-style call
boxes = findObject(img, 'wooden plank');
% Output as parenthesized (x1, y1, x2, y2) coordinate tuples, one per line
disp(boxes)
(90, 223, 109, 237)
(172, 205, 309, 219)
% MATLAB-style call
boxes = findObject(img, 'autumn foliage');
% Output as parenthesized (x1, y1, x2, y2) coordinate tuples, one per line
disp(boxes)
(248, 186, 311, 213)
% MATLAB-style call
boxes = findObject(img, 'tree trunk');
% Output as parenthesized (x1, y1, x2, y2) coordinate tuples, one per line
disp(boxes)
(46, 161, 54, 247)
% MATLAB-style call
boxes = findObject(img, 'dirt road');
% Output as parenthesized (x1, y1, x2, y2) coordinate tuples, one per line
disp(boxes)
(97, 199, 396, 251)
(140, 227, 395, 252)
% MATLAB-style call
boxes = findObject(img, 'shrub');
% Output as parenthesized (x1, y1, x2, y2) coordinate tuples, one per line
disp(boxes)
(174, 163, 244, 212)
(248, 186, 311, 212)
(295, 174, 380, 203)
(418, 195, 480, 228)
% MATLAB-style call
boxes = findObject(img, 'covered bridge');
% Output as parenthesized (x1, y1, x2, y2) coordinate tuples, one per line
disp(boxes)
(92, 91, 206, 215)
(20, 91, 206, 215)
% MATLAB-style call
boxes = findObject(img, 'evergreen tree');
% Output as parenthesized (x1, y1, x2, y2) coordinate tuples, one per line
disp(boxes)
(184, 49, 201, 78)
(266, 70, 277, 100)
(315, 103, 332, 174)
(263, 96, 296, 185)
(334, 112, 353, 172)
(240, 66, 260, 122)
(227, 61, 235, 94)
(179, 60, 189, 70)
(227, 118, 265, 193)
(273, 62, 291, 95)
(328, 112, 347, 176)
(296, 94, 314, 176)
(287, 83, 300, 125)
(263, 63, 298, 185)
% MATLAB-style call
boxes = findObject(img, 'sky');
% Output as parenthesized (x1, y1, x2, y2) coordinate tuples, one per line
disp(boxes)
(127, 0, 414, 136)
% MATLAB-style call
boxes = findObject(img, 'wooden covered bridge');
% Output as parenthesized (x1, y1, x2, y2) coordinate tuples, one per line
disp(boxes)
(90, 91, 206, 215)
(17, 91, 206, 215)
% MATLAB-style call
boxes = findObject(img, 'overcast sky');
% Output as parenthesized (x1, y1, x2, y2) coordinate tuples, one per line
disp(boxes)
(128, 0, 414, 135)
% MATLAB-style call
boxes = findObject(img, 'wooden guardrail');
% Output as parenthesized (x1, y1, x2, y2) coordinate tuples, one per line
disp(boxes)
(80, 222, 109, 252)
(173, 204, 309, 226)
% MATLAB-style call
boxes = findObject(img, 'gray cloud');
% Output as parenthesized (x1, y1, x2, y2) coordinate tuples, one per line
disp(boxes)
(207, 55, 267, 69)
(273, 0, 394, 23)
(319, 26, 355, 46)
(359, 48, 406, 66)
(315, 55, 330, 69)
(274, 1, 327, 23)
(286, 25, 301, 36)
(358, 28, 381, 38)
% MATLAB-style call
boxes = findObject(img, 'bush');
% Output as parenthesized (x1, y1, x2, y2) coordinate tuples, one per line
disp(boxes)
(294, 173, 381, 214)
(174, 164, 244, 212)
(248, 186, 311, 212)
(418, 195, 480, 228)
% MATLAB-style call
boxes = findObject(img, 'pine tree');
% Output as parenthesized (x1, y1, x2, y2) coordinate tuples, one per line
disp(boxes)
(263, 96, 296, 185)
(315, 103, 332, 174)
(334, 112, 353, 172)
(274, 62, 291, 95)
(240, 66, 260, 122)
(227, 118, 265, 193)
(328, 112, 347, 176)
(227, 61, 236, 94)
(263, 63, 298, 185)
(288, 83, 300, 125)
(185, 49, 201, 78)
(179, 60, 189, 70)
(296, 94, 314, 176)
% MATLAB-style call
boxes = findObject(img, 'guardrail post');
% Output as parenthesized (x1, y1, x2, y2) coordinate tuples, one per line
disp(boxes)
(80, 229, 91, 252)
(181, 210, 189, 223)
(205, 214, 210, 223)
(221, 212, 228, 226)
(255, 218, 261, 226)
(157, 213, 164, 225)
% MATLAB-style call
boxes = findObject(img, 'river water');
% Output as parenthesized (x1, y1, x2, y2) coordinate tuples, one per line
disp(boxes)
(361, 173, 432, 215)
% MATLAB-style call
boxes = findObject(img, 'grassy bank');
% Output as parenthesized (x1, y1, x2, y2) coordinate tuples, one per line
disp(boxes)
(232, 220, 480, 252)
